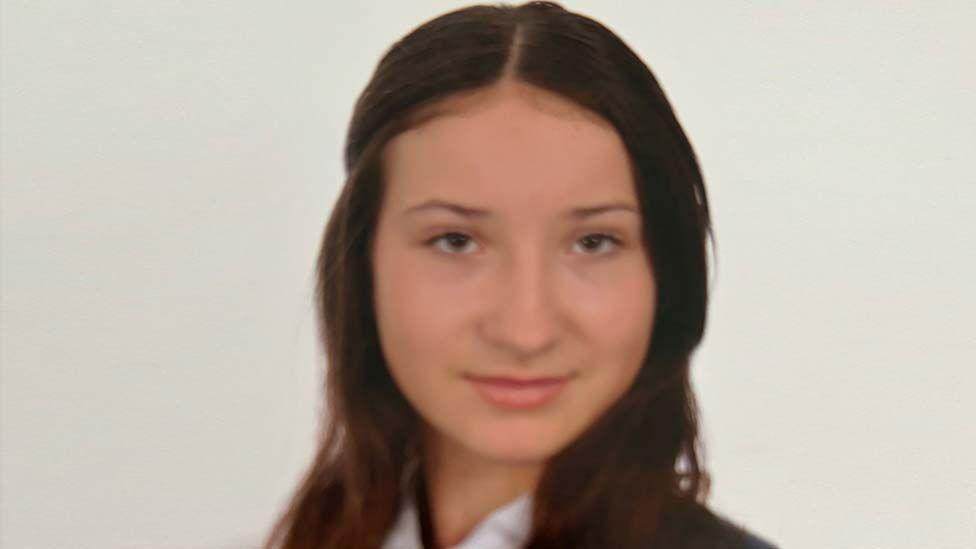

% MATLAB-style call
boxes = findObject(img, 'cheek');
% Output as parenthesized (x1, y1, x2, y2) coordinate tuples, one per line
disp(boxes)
(373, 247, 464, 396)
(576, 259, 656, 361)
(568, 262, 656, 421)
(611, 274, 656, 360)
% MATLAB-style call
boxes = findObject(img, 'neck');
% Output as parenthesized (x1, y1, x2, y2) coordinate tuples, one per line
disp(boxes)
(420, 430, 541, 547)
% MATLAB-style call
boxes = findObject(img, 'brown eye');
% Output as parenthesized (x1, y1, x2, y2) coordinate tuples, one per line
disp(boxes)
(427, 232, 477, 255)
(575, 233, 622, 255)
(425, 231, 623, 257)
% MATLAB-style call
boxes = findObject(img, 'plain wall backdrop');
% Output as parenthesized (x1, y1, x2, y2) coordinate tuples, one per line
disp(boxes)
(2, 1, 973, 548)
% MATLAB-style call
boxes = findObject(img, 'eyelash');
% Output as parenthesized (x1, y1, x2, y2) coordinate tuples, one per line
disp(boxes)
(424, 231, 624, 257)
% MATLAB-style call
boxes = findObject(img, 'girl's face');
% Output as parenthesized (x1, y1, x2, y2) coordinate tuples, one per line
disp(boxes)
(371, 81, 656, 467)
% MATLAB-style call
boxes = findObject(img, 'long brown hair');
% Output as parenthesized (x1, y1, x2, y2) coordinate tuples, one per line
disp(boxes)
(265, 2, 720, 547)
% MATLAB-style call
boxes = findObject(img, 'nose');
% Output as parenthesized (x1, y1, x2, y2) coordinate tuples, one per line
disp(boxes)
(482, 248, 559, 362)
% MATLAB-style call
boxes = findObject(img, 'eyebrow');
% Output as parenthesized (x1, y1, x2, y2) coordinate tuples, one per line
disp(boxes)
(402, 199, 640, 219)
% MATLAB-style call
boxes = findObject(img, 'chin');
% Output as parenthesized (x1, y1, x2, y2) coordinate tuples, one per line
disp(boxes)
(464, 429, 570, 465)
(479, 445, 557, 465)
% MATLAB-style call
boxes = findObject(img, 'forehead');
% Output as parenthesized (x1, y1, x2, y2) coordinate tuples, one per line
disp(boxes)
(381, 82, 637, 213)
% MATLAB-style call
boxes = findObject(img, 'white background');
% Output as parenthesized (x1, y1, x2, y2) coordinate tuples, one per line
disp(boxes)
(2, 2, 973, 548)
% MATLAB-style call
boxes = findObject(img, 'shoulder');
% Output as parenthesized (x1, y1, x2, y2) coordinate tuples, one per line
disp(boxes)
(656, 500, 780, 549)
(707, 507, 778, 549)
(737, 527, 779, 549)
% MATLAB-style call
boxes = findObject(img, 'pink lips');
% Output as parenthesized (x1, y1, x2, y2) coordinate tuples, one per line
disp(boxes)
(466, 374, 571, 409)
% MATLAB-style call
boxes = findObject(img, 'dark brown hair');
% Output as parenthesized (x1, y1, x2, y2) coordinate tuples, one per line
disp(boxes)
(263, 2, 738, 547)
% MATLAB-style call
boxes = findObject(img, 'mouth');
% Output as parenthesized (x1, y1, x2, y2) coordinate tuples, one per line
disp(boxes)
(464, 373, 572, 409)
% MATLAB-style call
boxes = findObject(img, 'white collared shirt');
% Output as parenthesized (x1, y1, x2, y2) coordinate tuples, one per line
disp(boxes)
(381, 492, 534, 549)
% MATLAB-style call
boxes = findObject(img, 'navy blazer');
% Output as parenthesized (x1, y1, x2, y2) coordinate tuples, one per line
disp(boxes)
(658, 502, 779, 549)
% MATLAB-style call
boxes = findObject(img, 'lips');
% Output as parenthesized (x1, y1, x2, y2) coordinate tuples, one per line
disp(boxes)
(465, 374, 571, 409)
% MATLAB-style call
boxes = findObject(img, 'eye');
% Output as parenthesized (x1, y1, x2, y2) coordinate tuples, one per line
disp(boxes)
(424, 232, 623, 256)
(573, 233, 623, 255)
(426, 232, 477, 255)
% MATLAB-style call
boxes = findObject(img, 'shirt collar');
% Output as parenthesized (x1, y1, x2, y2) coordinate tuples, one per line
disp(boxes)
(382, 484, 534, 549)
